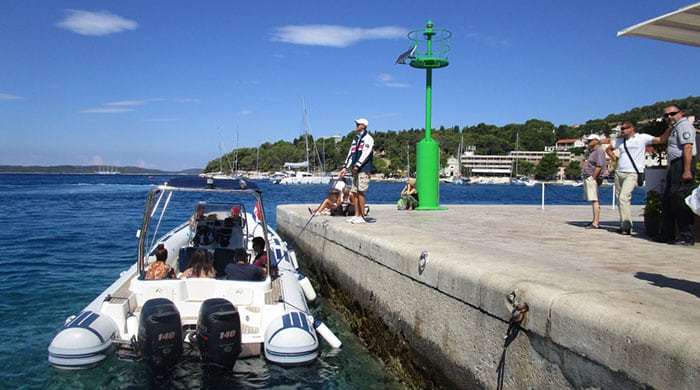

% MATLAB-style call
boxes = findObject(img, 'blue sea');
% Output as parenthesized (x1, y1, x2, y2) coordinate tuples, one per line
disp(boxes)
(0, 174, 643, 389)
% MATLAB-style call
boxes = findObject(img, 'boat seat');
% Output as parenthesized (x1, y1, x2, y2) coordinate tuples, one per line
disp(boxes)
(222, 217, 244, 248)
(178, 247, 197, 272)
(213, 248, 236, 277)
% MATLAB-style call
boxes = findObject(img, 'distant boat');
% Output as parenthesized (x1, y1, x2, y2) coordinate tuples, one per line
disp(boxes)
(278, 98, 333, 185)
(279, 170, 333, 185)
(200, 128, 243, 180)
(95, 166, 120, 175)
(511, 176, 537, 186)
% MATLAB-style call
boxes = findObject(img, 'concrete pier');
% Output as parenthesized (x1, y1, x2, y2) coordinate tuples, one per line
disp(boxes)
(277, 204, 699, 389)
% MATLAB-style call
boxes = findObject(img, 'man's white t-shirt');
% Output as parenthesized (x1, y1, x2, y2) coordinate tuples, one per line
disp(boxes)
(615, 133, 654, 173)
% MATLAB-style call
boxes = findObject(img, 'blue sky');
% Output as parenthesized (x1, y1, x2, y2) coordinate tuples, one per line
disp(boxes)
(2, 1, 699, 171)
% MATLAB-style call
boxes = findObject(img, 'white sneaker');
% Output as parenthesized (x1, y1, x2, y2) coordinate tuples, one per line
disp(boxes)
(346, 217, 355, 223)
(351, 216, 366, 224)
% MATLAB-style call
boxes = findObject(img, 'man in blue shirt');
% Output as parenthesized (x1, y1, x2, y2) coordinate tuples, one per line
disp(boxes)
(225, 248, 264, 281)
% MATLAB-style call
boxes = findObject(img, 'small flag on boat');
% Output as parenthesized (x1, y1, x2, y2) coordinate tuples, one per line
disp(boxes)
(253, 201, 262, 222)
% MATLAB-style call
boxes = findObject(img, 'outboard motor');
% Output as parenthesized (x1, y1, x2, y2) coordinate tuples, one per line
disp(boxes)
(197, 298, 242, 369)
(138, 298, 183, 371)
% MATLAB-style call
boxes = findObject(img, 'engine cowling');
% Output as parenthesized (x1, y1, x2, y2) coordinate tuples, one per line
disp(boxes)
(138, 298, 183, 371)
(197, 298, 242, 369)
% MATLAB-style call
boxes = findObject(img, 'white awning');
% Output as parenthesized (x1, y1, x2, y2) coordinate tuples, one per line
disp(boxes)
(618, 3, 700, 47)
(283, 161, 308, 169)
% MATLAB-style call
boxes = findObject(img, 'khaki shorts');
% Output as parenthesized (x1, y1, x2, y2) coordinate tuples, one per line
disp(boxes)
(351, 172, 370, 193)
(583, 176, 599, 201)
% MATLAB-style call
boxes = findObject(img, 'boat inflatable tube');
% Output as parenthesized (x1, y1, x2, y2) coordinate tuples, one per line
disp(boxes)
(264, 311, 318, 365)
(48, 311, 119, 369)
(297, 274, 317, 302)
(138, 298, 183, 371)
(314, 320, 342, 349)
(197, 298, 242, 369)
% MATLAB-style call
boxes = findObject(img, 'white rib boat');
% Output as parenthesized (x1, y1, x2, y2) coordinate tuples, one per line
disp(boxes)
(48, 176, 340, 371)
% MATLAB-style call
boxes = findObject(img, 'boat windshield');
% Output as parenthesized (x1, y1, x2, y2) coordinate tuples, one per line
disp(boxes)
(137, 177, 270, 275)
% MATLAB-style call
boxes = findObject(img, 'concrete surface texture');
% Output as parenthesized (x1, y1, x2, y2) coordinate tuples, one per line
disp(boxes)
(277, 204, 699, 389)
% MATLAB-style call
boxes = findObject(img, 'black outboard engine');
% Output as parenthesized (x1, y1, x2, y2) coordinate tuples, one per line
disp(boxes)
(138, 298, 183, 371)
(197, 298, 242, 369)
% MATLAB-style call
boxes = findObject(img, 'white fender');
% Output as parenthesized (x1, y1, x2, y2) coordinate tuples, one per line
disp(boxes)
(298, 274, 317, 302)
(125, 314, 139, 338)
(314, 320, 342, 349)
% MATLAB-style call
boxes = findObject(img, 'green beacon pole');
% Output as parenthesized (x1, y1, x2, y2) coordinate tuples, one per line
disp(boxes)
(398, 20, 451, 210)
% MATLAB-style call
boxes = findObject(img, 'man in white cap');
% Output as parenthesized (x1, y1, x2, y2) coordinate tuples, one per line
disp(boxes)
(340, 118, 374, 224)
(582, 134, 607, 229)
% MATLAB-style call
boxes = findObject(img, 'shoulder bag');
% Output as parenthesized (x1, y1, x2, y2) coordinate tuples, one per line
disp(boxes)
(623, 137, 644, 187)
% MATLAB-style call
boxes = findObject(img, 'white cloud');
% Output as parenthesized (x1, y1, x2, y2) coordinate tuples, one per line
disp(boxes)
(270, 25, 406, 48)
(105, 98, 164, 107)
(239, 110, 253, 116)
(173, 98, 201, 103)
(57, 10, 137, 36)
(0, 93, 23, 100)
(81, 107, 134, 114)
(82, 97, 198, 114)
(376, 73, 410, 88)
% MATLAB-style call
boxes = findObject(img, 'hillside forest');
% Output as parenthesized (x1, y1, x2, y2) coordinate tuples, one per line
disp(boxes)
(206, 96, 700, 178)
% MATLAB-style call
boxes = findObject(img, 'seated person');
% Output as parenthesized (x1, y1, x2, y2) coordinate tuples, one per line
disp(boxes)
(180, 248, 215, 279)
(399, 178, 419, 210)
(225, 248, 265, 281)
(332, 178, 347, 193)
(229, 205, 241, 220)
(225, 205, 244, 226)
(310, 189, 343, 216)
(339, 186, 355, 216)
(145, 243, 176, 279)
(251, 236, 269, 276)
(189, 204, 217, 230)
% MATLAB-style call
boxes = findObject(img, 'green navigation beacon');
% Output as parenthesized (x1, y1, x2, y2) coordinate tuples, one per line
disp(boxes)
(396, 20, 451, 210)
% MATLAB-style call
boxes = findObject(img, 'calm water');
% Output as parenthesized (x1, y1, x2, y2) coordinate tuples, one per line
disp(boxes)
(0, 174, 643, 389)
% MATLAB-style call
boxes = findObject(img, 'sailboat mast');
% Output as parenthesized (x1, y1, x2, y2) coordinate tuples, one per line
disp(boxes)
(458, 135, 463, 177)
(302, 98, 310, 173)
(406, 144, 410, 177)
(514, 132, 519, 177)
(234, 127, 239, 174)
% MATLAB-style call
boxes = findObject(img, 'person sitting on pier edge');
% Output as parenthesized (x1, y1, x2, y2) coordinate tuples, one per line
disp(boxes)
(398, 178, 419, 210)
(180, 248, 215, 279)
(145, 243, 176, 279)
(225, 247, 264, 281)
(582, 134, 607, 229)
(311, 188, 344, 216)
(339, 186, 355, 216)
